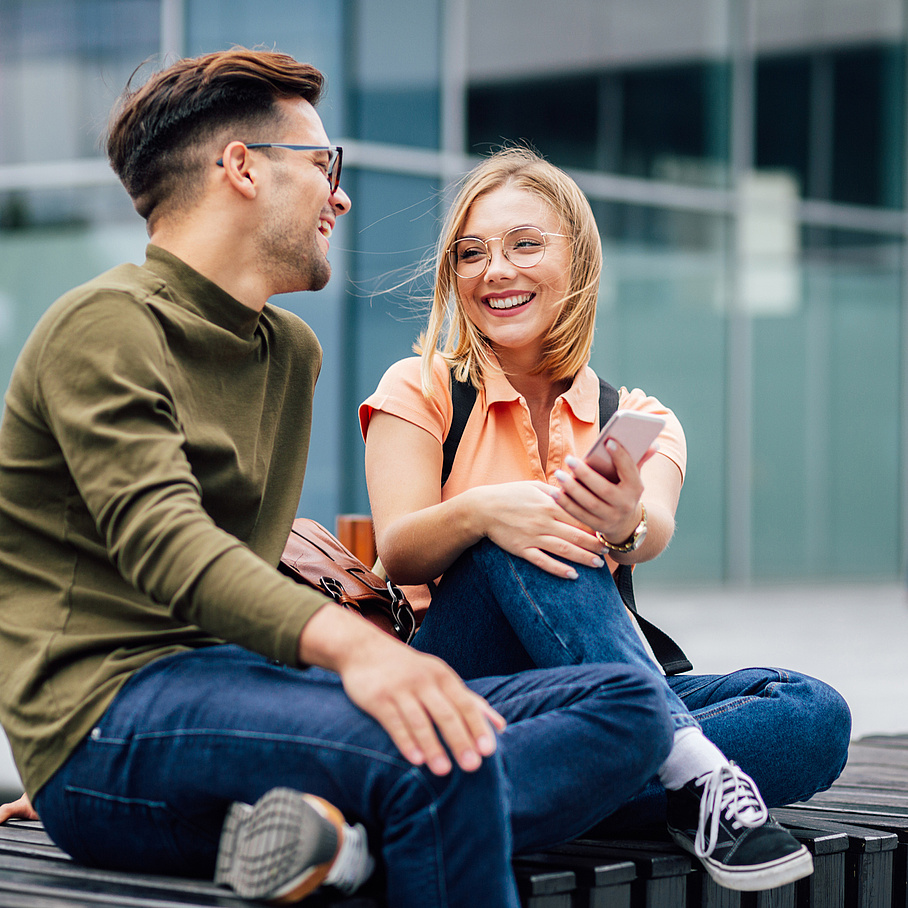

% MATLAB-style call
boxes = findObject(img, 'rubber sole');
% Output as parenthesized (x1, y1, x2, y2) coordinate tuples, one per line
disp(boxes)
(670, 831, 815, 892)
(214, 788, 343, 903)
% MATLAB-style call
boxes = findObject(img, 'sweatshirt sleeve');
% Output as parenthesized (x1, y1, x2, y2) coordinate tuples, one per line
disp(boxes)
(34, 293, 327, 665)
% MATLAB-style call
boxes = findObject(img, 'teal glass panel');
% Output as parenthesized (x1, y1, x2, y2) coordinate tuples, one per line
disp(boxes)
(185, 0, 346, 138)
(339, 169, 440, 513)
(0, 186, 147, 393)
(0, 0, 159, 165)
(751, 229, 903, 579)
(592, 203, 730, 584)
(346, 0, 441, 147)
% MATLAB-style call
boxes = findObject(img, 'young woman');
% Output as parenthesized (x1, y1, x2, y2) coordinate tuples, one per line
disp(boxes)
(360, 147, 851, 892)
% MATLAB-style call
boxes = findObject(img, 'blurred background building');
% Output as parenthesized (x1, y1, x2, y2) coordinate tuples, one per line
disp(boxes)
(0, 0, 906, 590)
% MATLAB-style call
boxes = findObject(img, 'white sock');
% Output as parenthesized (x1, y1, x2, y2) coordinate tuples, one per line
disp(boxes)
(658, 727, 728, 790)
(323, 821, 374, 894)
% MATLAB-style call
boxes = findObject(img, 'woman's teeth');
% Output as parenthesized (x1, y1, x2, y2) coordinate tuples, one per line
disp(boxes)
(487, 293, 532, 310)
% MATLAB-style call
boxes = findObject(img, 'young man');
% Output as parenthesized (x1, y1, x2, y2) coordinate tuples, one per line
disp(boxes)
(0, 49, 673, 907)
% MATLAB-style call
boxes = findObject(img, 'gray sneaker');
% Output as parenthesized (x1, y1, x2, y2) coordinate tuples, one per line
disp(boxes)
(215, 788, 374, 903)
(666, 763, 813, 891)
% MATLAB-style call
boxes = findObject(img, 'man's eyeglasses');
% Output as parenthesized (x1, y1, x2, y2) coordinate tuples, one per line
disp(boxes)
(448, 225, 569, 279)
(216, 144, 343, 193)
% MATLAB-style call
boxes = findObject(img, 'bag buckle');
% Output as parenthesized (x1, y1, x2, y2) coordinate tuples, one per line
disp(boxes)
(319, 576, 345, 600)
(387, 581, 416, 643)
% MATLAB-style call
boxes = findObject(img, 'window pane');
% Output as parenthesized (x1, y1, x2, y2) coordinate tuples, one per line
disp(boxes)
(346, 0, 441, 147)
(0, 186, 147, 391)
(755, 0, 906, 209)
(593, 203, 730, 583)
(340, 170, 440, 513)
(185, 0, 346, 138)
(0, 0, 160, 165)
(751, 228, 903, 578)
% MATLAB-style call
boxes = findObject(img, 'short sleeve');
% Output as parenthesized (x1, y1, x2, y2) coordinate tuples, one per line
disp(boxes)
(618, 387, 687, 482)
(359, 356, 452, 445)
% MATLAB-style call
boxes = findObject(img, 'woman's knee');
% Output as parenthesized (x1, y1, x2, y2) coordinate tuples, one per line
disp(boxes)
(795, 675, 851, 785)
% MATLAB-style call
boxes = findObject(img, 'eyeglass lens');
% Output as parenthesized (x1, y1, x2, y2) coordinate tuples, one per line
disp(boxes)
(450, 226, 549, 277)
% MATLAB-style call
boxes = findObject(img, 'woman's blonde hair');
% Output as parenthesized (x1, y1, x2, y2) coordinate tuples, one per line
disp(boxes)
(419, 147, 602, 395)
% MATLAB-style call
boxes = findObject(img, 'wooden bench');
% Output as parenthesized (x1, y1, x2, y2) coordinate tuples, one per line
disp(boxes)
(3, 736, 907, 907)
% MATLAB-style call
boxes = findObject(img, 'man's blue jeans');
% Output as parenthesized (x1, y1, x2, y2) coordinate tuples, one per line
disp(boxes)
(35, 644, 672, 908)
(414, 539, 851, 821)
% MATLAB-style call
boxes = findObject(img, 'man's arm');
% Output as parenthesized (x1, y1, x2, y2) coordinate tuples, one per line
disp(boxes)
(0, 793, 37, 823)
(299, 606, 505, 775)
(33, 293, 326, 664)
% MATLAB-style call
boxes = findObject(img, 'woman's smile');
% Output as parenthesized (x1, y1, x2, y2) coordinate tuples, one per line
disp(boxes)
(482, 291, 535, 312)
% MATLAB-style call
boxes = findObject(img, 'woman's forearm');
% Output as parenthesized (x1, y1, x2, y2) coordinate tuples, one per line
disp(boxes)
(375, 488, 487, 584)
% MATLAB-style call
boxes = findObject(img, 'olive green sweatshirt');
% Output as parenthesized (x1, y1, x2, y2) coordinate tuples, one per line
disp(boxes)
(0, 245, 332, 798)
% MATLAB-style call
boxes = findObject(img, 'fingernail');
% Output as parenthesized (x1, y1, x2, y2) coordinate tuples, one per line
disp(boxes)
(606, 439, 618, 452)
(554, 469, 570, 483)
(477, 734, 495, 754)
(566, 568, 578, 580)
(460, 750, 481, 771)
(565, 455, 580, 467)
(591, 555, 604, 568)
(429, 754, 452, 775)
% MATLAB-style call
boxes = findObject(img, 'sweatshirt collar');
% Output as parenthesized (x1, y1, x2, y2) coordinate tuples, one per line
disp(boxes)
(143, 245, 262, 340)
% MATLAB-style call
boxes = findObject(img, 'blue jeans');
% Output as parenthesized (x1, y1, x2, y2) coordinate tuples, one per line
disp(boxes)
(414, 540, 851, 819)
(35, 644, 672, 908)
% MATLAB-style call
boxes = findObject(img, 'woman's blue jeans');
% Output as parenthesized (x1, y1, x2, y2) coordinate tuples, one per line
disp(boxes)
(34, 644, 672, 908)
(414, 539, 851, 822)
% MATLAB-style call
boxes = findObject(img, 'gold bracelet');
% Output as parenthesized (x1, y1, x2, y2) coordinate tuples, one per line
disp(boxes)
(596, 505, 647, 555)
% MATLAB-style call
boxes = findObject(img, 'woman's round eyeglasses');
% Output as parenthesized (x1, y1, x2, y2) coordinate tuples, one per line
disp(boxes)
(448, 225, 569, 279)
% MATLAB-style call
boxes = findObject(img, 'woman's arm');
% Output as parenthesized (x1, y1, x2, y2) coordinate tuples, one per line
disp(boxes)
(365, 411, 606, 583)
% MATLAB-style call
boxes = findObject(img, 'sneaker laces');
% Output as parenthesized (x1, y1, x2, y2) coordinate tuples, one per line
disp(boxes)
(693, 763, 769, 858)
(323, 821, 374, 894)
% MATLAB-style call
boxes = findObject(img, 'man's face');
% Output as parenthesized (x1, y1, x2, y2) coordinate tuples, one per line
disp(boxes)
(254, 98, 351, 295)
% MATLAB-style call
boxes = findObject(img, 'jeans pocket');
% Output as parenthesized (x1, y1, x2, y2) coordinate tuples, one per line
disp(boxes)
(59, 785, 203, 875)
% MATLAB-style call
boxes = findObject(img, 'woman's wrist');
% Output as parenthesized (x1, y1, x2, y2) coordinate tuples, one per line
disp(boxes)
(596, 504, 647, 555)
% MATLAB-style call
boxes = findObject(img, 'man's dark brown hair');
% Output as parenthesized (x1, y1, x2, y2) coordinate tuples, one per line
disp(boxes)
(107, 48, 325, 227)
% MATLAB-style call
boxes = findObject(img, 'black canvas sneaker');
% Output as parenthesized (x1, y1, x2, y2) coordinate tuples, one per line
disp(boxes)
(215, 788, 374, 903)
(666, 763, 813, 891)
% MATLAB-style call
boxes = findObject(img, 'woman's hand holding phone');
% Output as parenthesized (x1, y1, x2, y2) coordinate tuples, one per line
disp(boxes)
(548, 411, 664, 552)
(583, 411, 665, 481)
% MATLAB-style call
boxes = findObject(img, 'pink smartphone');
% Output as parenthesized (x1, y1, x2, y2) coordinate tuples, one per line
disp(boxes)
(584, 410, 666, 480)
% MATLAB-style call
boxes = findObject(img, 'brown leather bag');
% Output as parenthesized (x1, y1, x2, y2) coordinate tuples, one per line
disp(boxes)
(279, 518, 416, 644)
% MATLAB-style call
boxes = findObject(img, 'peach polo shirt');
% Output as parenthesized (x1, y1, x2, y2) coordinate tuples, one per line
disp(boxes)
(360, 354, 687, 613)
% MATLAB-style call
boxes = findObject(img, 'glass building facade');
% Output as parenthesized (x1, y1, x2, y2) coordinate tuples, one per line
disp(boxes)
(0, 0, 905, 587)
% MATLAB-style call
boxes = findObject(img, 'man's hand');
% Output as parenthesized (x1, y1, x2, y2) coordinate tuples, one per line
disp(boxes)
(299, 605, 505, 775)
(0, 792, 38, 823)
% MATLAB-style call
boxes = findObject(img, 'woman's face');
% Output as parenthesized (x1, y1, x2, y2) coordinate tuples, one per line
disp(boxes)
(454, 185, 571, 368)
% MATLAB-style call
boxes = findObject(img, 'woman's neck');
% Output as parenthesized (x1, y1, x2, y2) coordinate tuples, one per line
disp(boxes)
(497, 363, 572, 470)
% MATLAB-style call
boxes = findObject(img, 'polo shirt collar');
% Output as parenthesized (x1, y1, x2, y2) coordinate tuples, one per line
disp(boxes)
(481, 358, 600, 425)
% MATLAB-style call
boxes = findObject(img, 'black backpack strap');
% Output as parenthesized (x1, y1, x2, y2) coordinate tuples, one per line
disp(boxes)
(598, 377, 620, 427)
(441, 370, 477, 487)
(598, 377, 693, 675)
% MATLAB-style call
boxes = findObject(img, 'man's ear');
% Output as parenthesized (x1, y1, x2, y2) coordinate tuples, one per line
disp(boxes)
(217, 141, 259, 200)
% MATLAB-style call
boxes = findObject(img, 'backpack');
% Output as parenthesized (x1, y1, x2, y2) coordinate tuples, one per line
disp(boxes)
(441, 372, 693, 675)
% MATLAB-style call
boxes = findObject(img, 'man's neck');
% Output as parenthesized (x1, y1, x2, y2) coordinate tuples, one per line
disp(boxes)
(149, 225, 272, 314)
